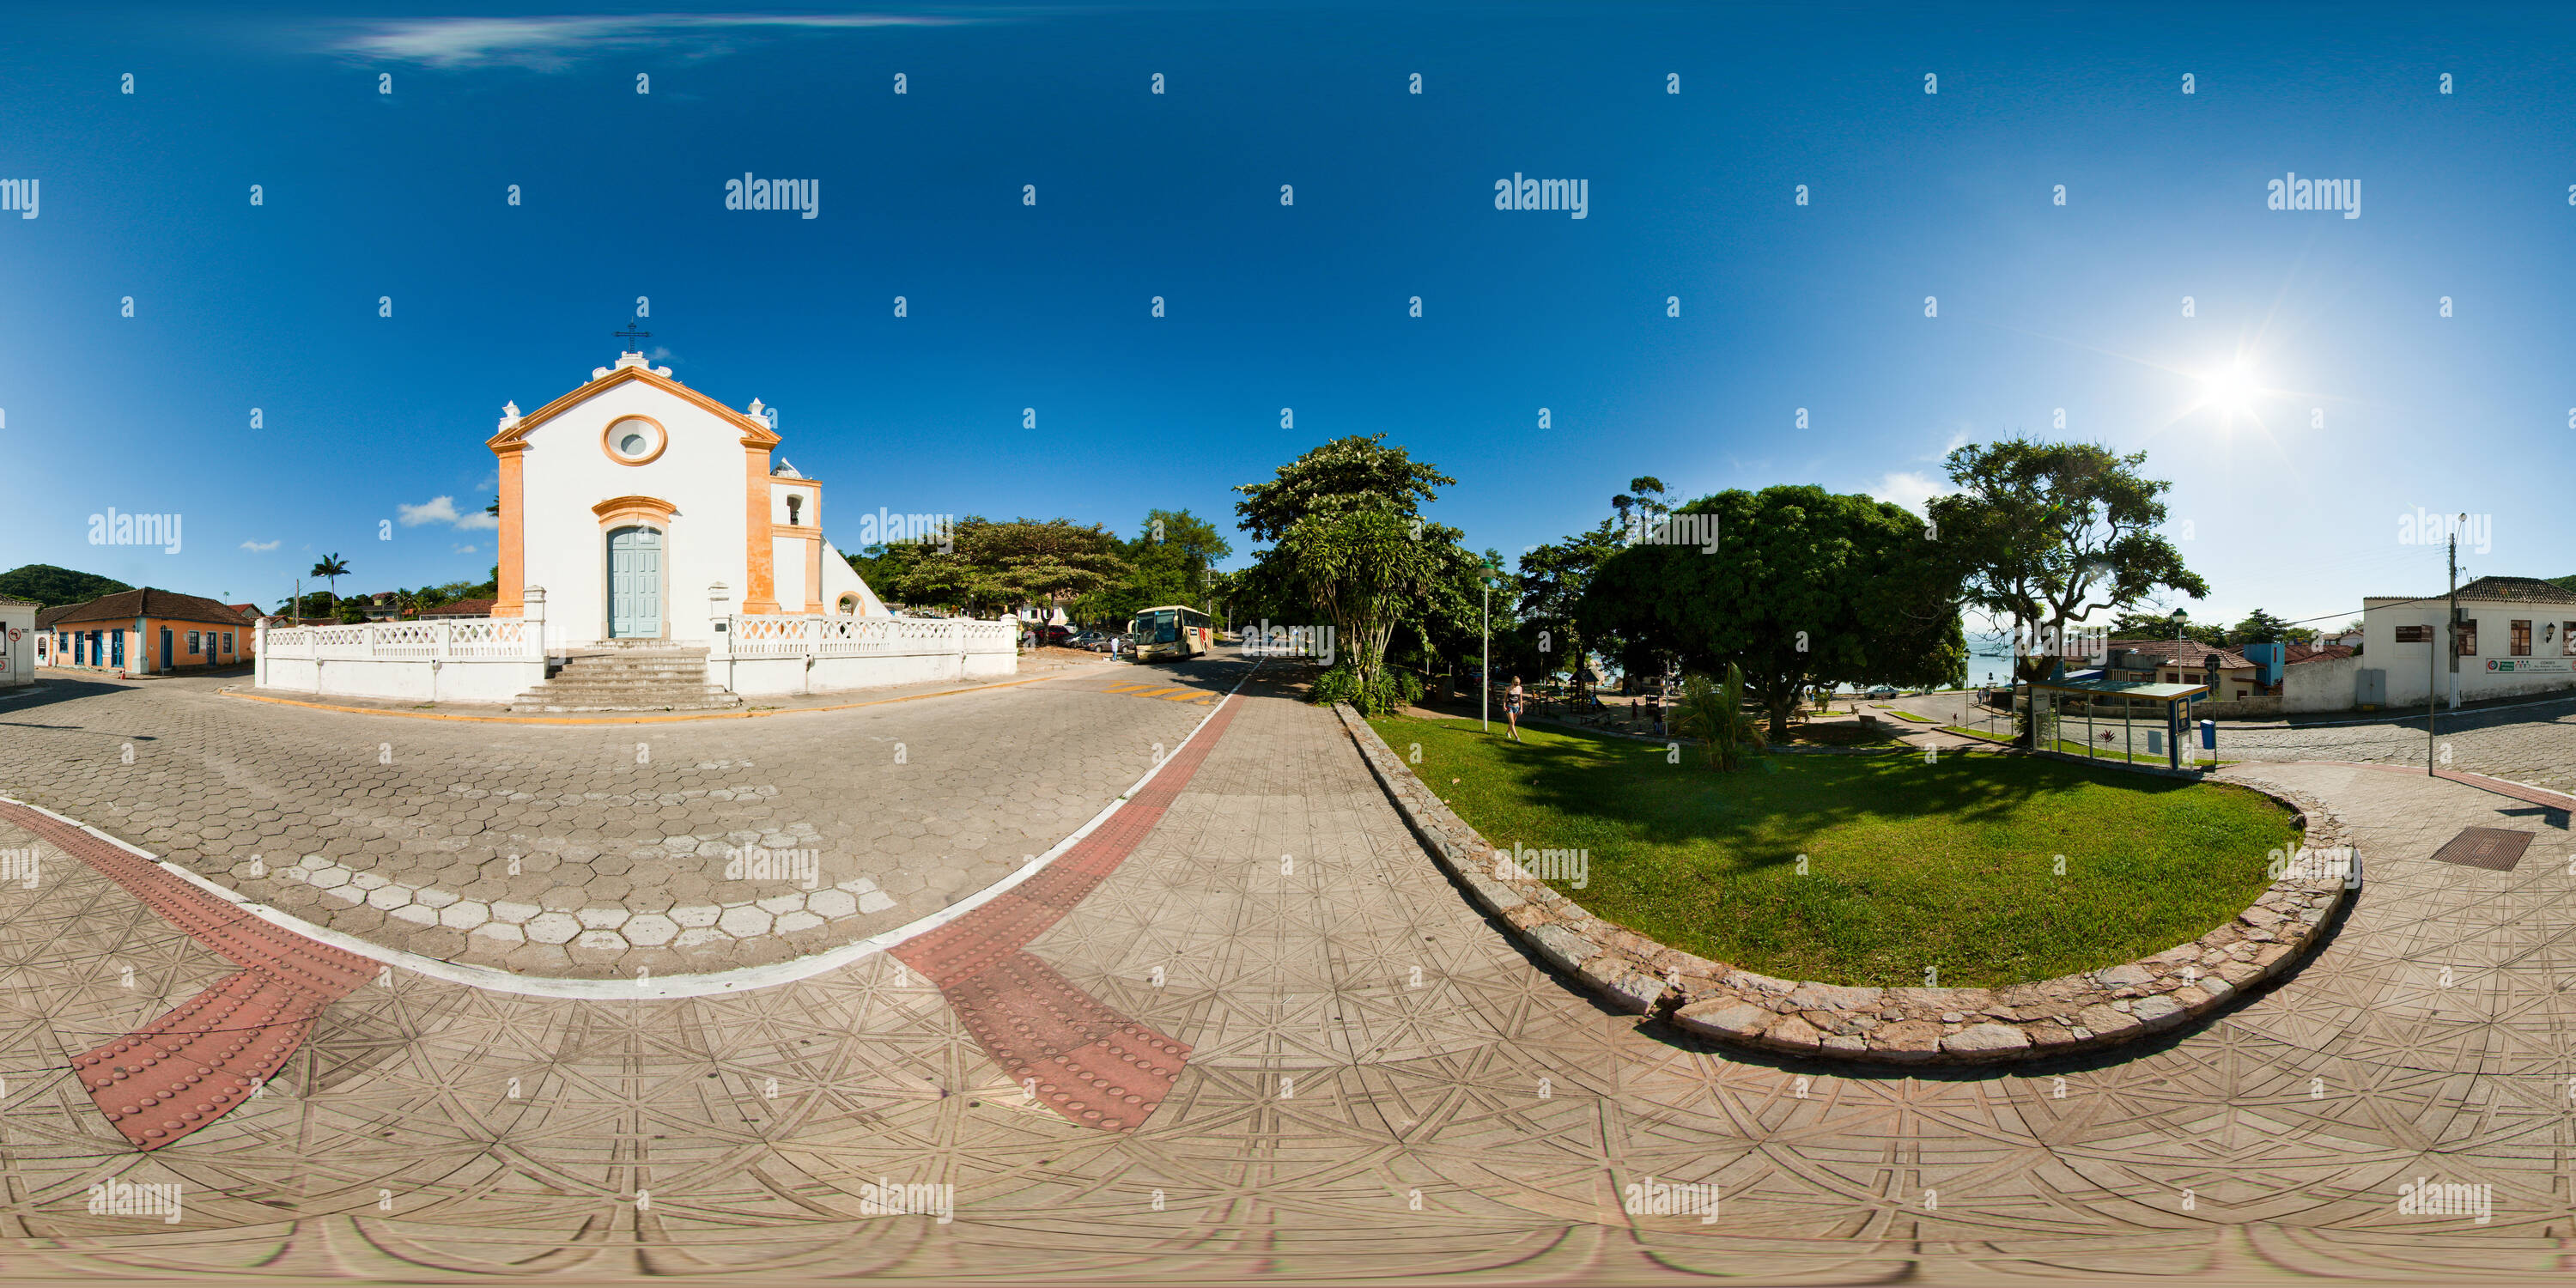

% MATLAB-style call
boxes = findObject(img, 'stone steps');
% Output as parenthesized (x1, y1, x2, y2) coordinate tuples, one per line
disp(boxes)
(509, 647, 742, 714)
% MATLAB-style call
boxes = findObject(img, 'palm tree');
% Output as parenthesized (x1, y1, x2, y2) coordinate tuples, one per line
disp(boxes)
(1671, 664, 1768, 771)
(309, 554, 349, 608)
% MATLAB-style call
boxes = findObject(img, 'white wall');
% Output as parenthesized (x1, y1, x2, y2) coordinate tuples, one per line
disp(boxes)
(2283, 653, 2363, 714)
(2363, 596, 2576, 708)
(521, 379, 751, 647)
(0, 605, 33, 688)
(817, 541, 890, 617)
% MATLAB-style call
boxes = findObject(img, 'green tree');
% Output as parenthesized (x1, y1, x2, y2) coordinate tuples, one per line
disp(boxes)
(880, 518, 1130, 619)
(308, 553, 351, 606)
(1929, 440, 2207, 743)
(2227, 608, 2314, 647)
(1670, 665, 1767, 770)
(2110, 609, 2225, 647)
(1235, 435, 1475, 710)
(1516, 519, 1625, 683)
(1236, 434, 1453, 542)
(1580, 486, 1965, 739)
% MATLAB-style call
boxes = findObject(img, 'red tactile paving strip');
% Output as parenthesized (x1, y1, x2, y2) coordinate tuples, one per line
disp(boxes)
(894, 698, 1241, 1132)
(0, 800, 374, 1150)
(2434, 767, 2576, 814)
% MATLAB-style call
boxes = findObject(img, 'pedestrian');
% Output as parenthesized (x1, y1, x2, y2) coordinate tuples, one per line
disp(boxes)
(1504, 674, 1525, 742)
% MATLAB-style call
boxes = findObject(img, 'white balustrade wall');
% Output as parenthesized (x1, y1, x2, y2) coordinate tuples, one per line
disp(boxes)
(253, 604, 1018, 704)
(255, 617, 548, 703)
(714, 614, 1018, 696)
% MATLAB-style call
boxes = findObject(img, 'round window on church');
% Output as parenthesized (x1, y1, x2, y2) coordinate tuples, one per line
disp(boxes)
(600, 416, 666, 465)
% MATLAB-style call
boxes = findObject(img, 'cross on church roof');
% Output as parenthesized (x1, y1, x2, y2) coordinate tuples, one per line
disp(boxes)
(613, 317, 651, 349)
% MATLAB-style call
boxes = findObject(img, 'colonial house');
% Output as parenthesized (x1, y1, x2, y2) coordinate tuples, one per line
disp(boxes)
(38, 589, 254, 674)
(0, 593, 34, 689)
(2107, 640, 2262, 701)
(2358, 575, 2576, 708)
(256, 350, 1008, 708)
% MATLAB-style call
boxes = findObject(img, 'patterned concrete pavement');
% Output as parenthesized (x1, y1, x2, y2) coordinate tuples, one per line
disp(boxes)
(0, 658, 1243, 978)
(0, 669, 2573, 1280)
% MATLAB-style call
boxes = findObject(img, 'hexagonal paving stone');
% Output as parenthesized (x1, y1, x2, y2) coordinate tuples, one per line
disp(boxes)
(524, 911, 581, 945)
(622, 914, 679, 946)
(717, 906, 774, 938)
(439, 901, 491, 931)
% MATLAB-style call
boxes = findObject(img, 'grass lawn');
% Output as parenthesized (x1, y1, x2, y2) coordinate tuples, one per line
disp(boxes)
(1880, 708, 1936, 723)
(1374, 714, 2300, 988)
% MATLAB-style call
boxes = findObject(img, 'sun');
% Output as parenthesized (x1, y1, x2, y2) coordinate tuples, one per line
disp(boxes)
(2197, 362, 2259, 416)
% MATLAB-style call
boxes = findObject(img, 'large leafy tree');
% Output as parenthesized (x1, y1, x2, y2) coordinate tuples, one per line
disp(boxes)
(1579, 485, 1965, 739)
(1929, 440, 2207, 699)
(1235, 435, 1473, 708)
(1074, 508, 1233, 626)
(1236, 434, 1453, 542)
(2226, 608, 2314, 647)
(2110, 608, 2226, 647)
(874, 517, 1130, 617)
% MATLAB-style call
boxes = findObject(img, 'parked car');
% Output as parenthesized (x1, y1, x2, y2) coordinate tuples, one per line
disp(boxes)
(1865, 684, 1899, 699)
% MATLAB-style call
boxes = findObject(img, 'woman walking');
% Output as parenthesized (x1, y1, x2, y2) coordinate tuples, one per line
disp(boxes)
(1504, 675, 1525, 742)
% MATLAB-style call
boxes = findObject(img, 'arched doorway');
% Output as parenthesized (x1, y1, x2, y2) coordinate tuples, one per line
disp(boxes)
(606, 525, 664, 638)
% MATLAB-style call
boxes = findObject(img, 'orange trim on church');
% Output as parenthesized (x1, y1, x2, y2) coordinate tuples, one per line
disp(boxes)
(492, 444, 527, 617)
(740, 444, 781, 613)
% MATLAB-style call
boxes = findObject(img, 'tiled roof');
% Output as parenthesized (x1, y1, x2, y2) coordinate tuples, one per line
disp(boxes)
(2371, 577, 2576, 606)
(0, 592, 34, 606)
(419, 598, 497, 618)
(33, 588, 256, 629)
(2108, 639, 2252, 669)
(2283, 644, 2357, 665)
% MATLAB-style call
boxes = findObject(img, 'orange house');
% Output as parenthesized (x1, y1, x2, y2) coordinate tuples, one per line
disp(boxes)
(35, 588, 255, 675)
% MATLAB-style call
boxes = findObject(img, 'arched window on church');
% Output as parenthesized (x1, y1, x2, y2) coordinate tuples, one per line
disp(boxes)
(836, 593, 859, 615)
(787, 495, 803, 526)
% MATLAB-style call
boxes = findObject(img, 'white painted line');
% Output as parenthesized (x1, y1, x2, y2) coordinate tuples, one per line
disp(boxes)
(0, 658, 1264, 1001)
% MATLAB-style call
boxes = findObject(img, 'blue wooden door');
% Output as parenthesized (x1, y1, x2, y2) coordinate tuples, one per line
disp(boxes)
(608, 526, 663, 638)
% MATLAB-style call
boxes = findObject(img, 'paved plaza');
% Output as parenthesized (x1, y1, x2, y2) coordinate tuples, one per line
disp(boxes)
(0, 659, 2573, 1279)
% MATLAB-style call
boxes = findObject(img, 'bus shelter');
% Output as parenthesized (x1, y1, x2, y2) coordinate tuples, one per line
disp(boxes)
(2026, 677, 2210, 771)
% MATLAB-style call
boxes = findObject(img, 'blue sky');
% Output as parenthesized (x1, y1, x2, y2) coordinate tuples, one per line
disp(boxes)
(3, 2, 2573, 627)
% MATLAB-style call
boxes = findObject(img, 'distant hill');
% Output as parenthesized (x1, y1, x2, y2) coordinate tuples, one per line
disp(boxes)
(0, 564, 135, 608)
(2555, 574, 2576, 595)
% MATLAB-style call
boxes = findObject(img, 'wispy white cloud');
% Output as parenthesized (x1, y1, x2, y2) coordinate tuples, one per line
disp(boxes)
(240, 538, 282, 552)
(1868, 471, 1952, 516)
(453, 544, 481, 555)
(399, 495, 501, 531)
(331, 13, 991, 70)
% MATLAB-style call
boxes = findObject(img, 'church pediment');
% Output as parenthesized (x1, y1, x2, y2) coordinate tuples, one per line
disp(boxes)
(487, 362, 780, 453)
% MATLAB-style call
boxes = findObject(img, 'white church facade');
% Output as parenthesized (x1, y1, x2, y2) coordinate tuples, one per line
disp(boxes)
(489, 350, 886, 641)
(258, 351, 1012, 707)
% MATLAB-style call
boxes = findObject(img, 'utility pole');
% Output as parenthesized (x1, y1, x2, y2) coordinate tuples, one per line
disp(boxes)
(2448, 513, 2464, 712)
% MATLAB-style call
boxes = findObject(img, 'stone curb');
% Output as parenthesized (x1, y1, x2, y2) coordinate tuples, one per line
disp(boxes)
(1333, 704, 2359, 1067)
